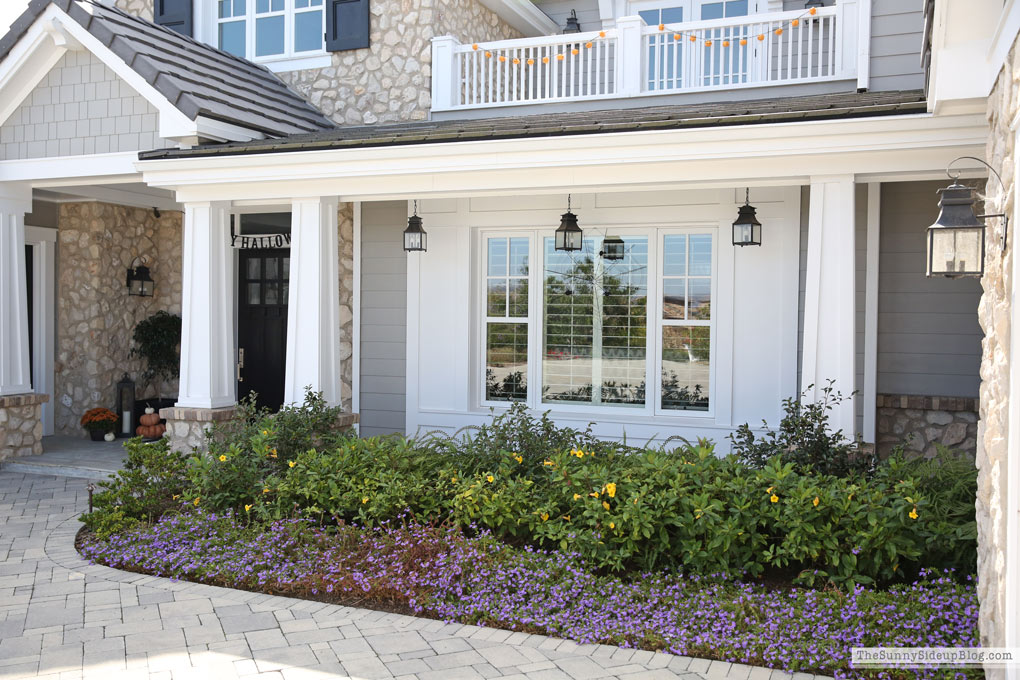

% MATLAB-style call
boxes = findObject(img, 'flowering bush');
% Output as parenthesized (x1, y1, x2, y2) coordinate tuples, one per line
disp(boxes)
(79, 512, 980, 680)
(79, 407, 119, 433)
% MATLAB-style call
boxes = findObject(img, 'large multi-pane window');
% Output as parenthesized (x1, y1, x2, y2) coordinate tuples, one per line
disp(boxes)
(481, 230, 714, 415)
(216, 0, 325, 60)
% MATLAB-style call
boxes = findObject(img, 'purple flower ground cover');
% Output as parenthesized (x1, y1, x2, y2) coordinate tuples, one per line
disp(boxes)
(79, 511, 980, 680)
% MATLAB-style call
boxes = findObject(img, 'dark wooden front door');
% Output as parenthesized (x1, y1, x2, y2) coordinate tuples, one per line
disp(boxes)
(25, 245, 33, 386)
(238, 250, 289, 411)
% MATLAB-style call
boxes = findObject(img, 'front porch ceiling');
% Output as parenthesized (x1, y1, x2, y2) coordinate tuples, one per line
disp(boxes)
(34, 183, 178, 212)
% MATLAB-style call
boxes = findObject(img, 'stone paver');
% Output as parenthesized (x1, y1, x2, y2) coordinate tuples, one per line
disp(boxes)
(0, 471, 835, 679)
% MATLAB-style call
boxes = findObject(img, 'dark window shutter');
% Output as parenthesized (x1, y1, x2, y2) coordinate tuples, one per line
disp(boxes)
(326, 0, 370, 51)
(154, 0, 193, 37)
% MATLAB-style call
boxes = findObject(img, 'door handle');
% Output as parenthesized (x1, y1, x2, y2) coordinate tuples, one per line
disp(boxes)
(237, 347, 245, 382)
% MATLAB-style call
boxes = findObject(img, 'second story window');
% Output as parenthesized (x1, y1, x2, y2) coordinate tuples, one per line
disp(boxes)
(215, 0, 325, 61)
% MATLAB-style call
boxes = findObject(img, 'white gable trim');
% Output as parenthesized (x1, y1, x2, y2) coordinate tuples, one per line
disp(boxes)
(0, 3, 266, 144)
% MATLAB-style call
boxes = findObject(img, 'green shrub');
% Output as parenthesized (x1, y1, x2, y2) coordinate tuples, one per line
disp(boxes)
(80, 437, 189, 538)
(729, 380, 877, 478)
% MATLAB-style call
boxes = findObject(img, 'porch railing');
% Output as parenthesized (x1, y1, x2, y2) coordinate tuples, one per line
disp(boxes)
(432, 0, 868, 113)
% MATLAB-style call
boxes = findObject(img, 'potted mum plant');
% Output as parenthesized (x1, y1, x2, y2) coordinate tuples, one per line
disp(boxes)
(80, 408, 118, 441)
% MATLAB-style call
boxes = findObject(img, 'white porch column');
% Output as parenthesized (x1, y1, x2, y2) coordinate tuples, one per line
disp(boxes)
(0, 184, 33, 397)
(801, 175, 856, 436)
(176, 201, 236, 409)
(285, 196, 341, 406)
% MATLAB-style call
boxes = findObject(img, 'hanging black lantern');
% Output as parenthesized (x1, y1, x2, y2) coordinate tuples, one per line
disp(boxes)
(555, 195, 583, 252)
(732, 188, 762, 247)
(115, 373, 136, 438)
(126, 258, 154, 297)
(926, 182, 986, 278)
(404, 200, 427, 252)
(562, 9, 582, 33)
(600, 236, 625, 261)
(804, 0, 825, 8)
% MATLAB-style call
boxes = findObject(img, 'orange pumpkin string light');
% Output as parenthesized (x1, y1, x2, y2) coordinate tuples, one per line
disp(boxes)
(471, 43, 479, 50)
(673, 33, 681, 40)
(705, 39, 712, 46)
(527, 58, 535, 65)
(498, 55, 506, 62)
(571, 48, 579, 55)
(740, 38, 747, 45)
(757, 34, 764, 41)
(599, 30, 606, 37)
(512, 57, 520, 64)
(792, 19, 799, 27)
(585, 41, 593, 48)
(689, 34, 697, 42)
(556, 53, 565, 60)
(542, 56, 549, 63)
(809, 6, 816, 14)
(658, 22, 665, 30)
(722, 40, 730, 47)
(485, 51, 492, 58)
(774, 27, 783, 35)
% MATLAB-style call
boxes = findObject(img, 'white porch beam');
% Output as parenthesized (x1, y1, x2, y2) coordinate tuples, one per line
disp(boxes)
(0, 184, 33, 396)
(801, 175, 856, 437)
(177, 201, 236, 409)
(285, 197, 342, 406)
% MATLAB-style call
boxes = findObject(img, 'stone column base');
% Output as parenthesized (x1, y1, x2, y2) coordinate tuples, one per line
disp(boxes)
(876, 394, 979, 458)
(0, 393, 49, 461)
(159, 406, 237, 454)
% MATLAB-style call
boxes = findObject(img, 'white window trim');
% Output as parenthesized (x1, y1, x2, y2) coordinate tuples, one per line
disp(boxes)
(477, 225, 720, 422)
(198, 0, 330, 73)
(627, 0, 764, 23)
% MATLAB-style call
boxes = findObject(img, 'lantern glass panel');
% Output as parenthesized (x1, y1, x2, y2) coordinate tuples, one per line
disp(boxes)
(928, 226, 984, 277)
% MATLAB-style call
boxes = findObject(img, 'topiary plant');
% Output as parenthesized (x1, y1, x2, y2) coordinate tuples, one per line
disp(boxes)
(131, 310, 182, 400)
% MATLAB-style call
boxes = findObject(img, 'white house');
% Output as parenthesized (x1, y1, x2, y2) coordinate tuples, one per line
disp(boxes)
(0, 0, 1018, 672)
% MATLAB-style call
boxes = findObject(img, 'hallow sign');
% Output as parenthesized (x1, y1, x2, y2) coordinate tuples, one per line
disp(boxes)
(231, 233, 291, 249)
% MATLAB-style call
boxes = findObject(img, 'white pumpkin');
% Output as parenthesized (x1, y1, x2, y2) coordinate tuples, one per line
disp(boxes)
(104, 432, 116, 442)
(144, 407, 156, 415)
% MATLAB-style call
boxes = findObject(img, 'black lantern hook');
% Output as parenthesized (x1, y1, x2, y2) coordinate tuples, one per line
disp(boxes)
(944, 156, 1009, 248)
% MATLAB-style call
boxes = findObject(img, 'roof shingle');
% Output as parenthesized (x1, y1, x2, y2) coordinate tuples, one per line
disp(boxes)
(0, 0, 335, 137)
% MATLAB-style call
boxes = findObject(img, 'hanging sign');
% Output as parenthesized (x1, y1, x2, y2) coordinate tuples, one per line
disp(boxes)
(230, 233, 291, 249)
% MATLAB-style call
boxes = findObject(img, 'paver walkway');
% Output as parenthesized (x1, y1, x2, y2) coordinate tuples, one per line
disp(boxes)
(0, 471, 831, 680)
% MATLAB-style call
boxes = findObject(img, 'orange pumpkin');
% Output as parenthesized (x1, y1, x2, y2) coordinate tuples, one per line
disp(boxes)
(136, 425, 146, 436)
(139, 413, 161, 426)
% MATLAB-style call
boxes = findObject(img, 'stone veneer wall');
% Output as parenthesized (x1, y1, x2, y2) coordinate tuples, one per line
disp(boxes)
(276, 0, 521, 125)
(114, 0, 153, 22)
(875, 394, 979, 458)
(0, 395, 49, 461)
(976, 34, 1018, 660)
(54, 202, 183, 435)
(338, 203, 355, 411)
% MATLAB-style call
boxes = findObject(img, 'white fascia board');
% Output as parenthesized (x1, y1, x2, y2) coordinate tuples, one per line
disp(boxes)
(475, 0, 560, 36)
(194, 116, 266, 144)
(0, 152, 141, 185)
(140, 112, 988, 202)
(45, 185, 180, 211)
(0, 16, 67, 128)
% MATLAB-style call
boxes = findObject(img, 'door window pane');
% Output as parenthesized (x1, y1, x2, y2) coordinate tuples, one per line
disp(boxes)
(542, 237, 647, 407)
(662, 326, 710, 411)
(246, 258, 261, 280)
(294, 10, 324, 52)
(486, 323, 528, 402)
(265, 258, 279, 280)
(247, 282, 261, 305)
(256, 16, 285, 56)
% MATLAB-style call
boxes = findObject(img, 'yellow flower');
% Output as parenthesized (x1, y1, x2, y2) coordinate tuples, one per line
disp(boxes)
(563, 515, 571, 522)
(813, 496, 820, 507)
(486, 475, 494, 483)
(263, 488, 270, 494)
(193, 497, 200, 506)
(770, 494, 779, 503)
(262, 430, 268, 435)
(514, 455, 523, 464)
(451, 476, 458, 483)
(909, 507, 919, 520)
(244, 504, 252, 512)
(172, 494, 180, 500)
(767, 486, 774, 493)
(609, 522, 615, 529)
(362, 496, 369, 504)
(602, 501, 611, 511)
(219, 455, 227, 462)
(543, 460, 554, 466)
(573, 493, 581, 500)
(605, 483, 616, 498)
(540, 512, 549, 521)
(270, 448, 278, 458)
(288, 461, 296, 468)
(589, 491, 599, 498)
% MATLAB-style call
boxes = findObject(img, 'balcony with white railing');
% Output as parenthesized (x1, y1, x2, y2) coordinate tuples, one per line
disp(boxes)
(431, 0, 870, 114)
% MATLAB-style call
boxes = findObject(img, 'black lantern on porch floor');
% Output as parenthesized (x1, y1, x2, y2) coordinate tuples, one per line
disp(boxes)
(732, 188, 762, 247)
(600, 236, 625, 261)
(926, 156, 1009, 278)
(126, 257, 154, 297)
(115, 373, 136, 437)
(404, 200, 427, 252)
(555, 195, 583, 252)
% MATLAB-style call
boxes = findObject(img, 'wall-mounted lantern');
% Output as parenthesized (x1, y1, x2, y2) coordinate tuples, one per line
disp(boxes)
(732, 188, 762, 247)
(126, 257, 154, 297)
(555, 194, 583, 252)
(600, 236, 625, 261)
(562, 9, 581, 34)
(804, 0, 825, 8)
(926, 156, 1009, 278)
(404, 200, 427, 252)
(115, 373, 136, 437)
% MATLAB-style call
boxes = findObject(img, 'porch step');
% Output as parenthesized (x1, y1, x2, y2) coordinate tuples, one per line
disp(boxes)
(1, 459, 118, 481)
